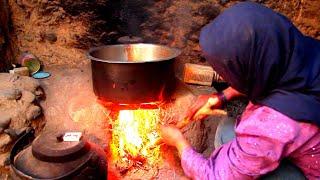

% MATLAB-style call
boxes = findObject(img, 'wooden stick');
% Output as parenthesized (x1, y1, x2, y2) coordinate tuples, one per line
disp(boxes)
(176, 109, 227, 129)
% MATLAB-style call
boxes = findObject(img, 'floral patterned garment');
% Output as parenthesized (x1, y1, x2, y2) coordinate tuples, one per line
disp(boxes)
(181, 103, 320, 180)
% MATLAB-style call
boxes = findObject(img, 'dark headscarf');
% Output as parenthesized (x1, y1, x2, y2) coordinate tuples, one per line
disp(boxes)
(200, 2, 320, 125)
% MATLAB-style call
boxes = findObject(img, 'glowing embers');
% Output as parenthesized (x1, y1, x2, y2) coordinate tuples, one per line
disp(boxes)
(110, 108, 162, 168)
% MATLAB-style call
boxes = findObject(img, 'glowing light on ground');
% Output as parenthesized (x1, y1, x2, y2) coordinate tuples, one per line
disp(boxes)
(110, 108, 162, 166)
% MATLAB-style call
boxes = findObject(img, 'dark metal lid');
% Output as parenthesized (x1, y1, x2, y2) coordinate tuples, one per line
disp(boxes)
(117, 36, 144, 44)
(31, 131, 90, 163)
(11, 130, 97, 179)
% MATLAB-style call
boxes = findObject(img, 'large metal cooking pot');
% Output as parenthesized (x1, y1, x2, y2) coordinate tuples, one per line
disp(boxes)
(87, 44, 181, 105)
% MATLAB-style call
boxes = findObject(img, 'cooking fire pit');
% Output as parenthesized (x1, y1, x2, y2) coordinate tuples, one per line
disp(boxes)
(39, 64, 220, 179)
(87, 44, 182, 174)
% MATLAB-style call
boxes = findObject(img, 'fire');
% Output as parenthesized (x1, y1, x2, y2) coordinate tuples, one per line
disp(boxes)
(110, 108, 162, 166)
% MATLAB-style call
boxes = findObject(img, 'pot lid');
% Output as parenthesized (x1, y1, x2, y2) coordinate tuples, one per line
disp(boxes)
(31, 131, 90, 162)
(13, 131, 93, 179)
(14, 147, 93, 179)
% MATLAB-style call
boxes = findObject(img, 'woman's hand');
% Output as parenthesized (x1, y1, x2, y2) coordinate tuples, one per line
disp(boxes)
(159, 125, 191, 155)
(185, 93, 224, 122)
(175, 87, 243, 129)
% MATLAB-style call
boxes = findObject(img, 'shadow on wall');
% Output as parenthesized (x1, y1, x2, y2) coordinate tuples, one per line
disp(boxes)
(0, 0, 14, 72)
(60, 0, 155, 47)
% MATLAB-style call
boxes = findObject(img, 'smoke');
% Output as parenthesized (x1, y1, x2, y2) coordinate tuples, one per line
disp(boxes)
(119, 0, 153, 37)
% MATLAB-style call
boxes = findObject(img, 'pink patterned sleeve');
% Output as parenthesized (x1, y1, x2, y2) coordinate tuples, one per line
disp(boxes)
(180, 105, 315, 179)
(181, 142, 254, 179)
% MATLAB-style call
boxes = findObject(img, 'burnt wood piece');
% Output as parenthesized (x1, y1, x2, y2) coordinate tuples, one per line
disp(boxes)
(183, 63, 225, 86)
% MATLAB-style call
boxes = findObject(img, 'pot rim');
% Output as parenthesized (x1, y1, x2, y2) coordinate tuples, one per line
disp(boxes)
(87, 43, 181, 64)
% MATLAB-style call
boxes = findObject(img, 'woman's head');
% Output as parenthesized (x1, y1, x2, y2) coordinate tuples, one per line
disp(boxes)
(200, 2, 304, 99)
(200, 2, 320, 124)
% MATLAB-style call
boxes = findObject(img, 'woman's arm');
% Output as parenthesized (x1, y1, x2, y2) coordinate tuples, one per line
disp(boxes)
(179, 105, 304, 179)
(223, 87, 245, 101)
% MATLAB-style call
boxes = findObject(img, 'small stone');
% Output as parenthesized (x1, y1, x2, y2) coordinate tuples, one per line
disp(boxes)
(0, 134, 12, 151)
(189, 34, 198, 42)
(0, 152, 10, 167)
(15, 127, 28, 137)
(0, 115, 11, 129)
(9, 67, 30, 76)
(4, 129, 18, 140)
(192, 44, 201, 52)
(24, 34, 34, 42)
(107, 31, 119, 36)
(26, 105, 42, 120)
(21, 90, 36, 103)
(219, 0, 229, 4)
(0, 89, 22, 101)
(44, 33, 57, 43)
(35, 88, 44, 97)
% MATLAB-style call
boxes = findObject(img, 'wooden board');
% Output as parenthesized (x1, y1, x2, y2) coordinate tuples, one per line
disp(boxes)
(183, 63, 224, 86)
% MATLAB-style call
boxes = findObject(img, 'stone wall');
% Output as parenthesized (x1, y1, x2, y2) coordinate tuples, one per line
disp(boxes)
(0, 0, 14, 72)
(5, 0, 320, 69)
(0, 73, 44, 177)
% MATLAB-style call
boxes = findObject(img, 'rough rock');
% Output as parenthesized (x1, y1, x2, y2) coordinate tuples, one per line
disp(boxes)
(26, 105, 41, 121)
(21, 90, 36, 103)
(0, 89, 21, 101)
(9, 67, 30, 76)
(15, 127, 29, 137)
(41, 32, 58, 43)
(0, 134, 12, 153)
(0, 115, 11, 129)
(0, 73, 44, 172)
(0, 152, 10, 167)
(4, 128, 18, 140)
(0, 73, 40, 93)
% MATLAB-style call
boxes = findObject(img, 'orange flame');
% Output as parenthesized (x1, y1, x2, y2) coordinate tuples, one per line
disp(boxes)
(110, 108, 162, 166)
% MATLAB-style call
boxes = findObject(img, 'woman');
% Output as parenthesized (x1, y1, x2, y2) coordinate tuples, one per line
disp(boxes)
(160, 2, 320, 179)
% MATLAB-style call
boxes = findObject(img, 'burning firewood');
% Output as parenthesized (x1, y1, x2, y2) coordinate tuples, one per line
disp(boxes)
(176, 109, 227, 129)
